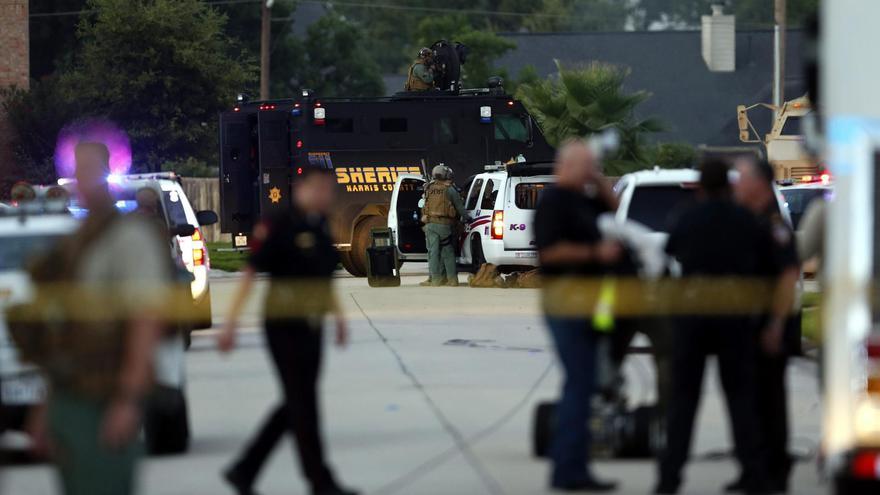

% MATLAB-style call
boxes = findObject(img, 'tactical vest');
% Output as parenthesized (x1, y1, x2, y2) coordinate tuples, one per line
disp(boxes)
(423, 180, 458, 225)
(405, 60, 433, 91)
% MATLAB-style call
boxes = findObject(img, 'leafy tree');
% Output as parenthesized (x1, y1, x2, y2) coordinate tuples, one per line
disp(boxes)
(60, 0, 256, 173)
(413, 15, 516, 88)
(649, 142, 698, 168)
(516, 60, 664, 174)
(4, 0, 255, 179)
(293, 14, 385, 97)
(29, 0, 87, 79)
(634, 0, 819, 29)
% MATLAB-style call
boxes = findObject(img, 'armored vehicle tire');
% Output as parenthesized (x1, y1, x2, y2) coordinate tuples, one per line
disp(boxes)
(532, 401, 556, 458)
(144, 387, 190, 455)
(345, 216, 386, 277)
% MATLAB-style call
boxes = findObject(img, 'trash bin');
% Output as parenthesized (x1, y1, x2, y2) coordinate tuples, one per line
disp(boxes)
(366, 227, 400, 287)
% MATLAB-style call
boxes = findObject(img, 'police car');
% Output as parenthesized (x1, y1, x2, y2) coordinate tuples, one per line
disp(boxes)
(387, 161, 555, 272)
(0, 200, 76, 433)
(0, 184, 196, 454)
(778, 174, 833, 230)
(61, 172, 217, 333)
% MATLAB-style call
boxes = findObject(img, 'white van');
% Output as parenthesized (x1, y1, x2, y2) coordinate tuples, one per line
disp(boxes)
(388, 162, 555, 272)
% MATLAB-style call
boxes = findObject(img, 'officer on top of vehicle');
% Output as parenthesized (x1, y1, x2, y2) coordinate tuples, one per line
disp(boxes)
(420, 164, 466, 287)
(404, 47, 434, 92)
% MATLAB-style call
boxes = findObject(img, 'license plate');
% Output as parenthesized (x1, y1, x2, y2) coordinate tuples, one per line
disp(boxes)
(234, 235, 248, 247)
(515, 251, 537, 259)
(1, 375, 46, 405)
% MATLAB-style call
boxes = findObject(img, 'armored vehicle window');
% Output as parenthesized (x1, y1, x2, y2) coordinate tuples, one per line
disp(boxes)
(494, 114, 528, 142)
(466, 179, 484, 210)
(326, 118, 354, 133)
(480, 179, 499, 209)
(433, 118, 457, 144)
(380, 117, 408, 133)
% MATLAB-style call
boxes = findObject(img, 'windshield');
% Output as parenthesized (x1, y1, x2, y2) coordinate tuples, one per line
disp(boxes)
(0, 234, 65, 271)
(782, 188, 830, 229)
(628, 185, 696, 232)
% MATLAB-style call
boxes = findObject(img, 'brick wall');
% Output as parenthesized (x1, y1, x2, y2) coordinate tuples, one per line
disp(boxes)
(0, 0, 30, 189)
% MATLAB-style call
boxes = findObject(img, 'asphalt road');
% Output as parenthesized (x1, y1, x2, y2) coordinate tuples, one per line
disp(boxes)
(2, 269, 826, 495)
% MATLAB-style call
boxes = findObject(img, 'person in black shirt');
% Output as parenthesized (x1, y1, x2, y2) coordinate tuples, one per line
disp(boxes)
(655, 159, 769, 495)
(534, 140, 621, 493)
(218, 169, 357, 495)
(732, 157, 800, 493)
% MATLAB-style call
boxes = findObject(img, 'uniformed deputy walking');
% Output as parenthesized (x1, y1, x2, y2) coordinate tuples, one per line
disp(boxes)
(404, 47, 434, 92)
(218, 168, 358, 495)
(420, 164, 467, 287)
(534, 140, 620, 492)
(656, 159, 769, 494)
(731, 157, 800, 494)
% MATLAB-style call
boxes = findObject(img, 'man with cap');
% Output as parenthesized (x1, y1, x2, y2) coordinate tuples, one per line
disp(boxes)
(404, 47, 435, 92)
(420, 164, 466, 287)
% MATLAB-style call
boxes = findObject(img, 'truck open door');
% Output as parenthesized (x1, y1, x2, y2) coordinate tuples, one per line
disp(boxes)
(219, 111, 257, 238)
(388, 174, 427, 261)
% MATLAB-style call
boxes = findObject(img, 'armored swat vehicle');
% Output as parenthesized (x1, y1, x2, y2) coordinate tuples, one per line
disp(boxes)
(218, 87, 555, 276)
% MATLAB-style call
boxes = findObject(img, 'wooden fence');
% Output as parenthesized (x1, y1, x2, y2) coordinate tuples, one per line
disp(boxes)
(179, 177, 228, 243)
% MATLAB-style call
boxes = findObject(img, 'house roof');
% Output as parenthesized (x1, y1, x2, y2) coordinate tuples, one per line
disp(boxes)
(495, 29, 806, 147)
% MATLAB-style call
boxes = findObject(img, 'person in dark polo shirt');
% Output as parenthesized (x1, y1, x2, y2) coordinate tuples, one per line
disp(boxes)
(534, 139, 621, 492)
(217, 168, 357, 495)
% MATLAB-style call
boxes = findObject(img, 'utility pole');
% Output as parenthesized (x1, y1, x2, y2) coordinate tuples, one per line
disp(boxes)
(260, 0, 273, 100)
(773, 0, 787, 116)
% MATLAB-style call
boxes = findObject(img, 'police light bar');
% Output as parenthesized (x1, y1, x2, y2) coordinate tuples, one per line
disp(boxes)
(480, 106, 492, 123)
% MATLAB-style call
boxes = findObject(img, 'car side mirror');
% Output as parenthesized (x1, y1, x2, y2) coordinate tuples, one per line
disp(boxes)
(196, 210, 218, 226)
(171, 224, 196, 237)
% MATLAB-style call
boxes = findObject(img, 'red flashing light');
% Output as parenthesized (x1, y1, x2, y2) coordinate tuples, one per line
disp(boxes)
(507, 100, 514, 106)
(296, 139, 303, 149)
(258, 103, 277, 111)
(820, 172, 831, 184)
(297, 167, 303, 175)
(233, 107, 241, 112)
(491, 210, 504, 240)
(851, 451, 880, 479)
(315, 101, 322, 107)
(294, 103, 301, 108)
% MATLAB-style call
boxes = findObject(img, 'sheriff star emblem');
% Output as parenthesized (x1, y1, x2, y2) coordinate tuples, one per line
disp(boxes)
(268, 187, 282, 203)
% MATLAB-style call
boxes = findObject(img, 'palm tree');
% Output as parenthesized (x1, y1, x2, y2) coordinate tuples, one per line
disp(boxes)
(516, 60, 664, 175)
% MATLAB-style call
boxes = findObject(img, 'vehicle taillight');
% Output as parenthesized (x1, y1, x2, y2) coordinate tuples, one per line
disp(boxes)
(192, 228, 207, 267)
(852, 450, 880, 479)
(491, 210, 504, 240)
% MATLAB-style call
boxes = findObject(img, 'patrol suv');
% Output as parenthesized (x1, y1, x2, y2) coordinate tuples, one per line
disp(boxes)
(388, 162, 555, 272)
(62, 172, 217, 332)
(0, 189, 193, 454)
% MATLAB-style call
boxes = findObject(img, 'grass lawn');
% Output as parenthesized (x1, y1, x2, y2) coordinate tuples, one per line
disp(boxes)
(207, 242, 248, 272)
(801, 291, 821, 347)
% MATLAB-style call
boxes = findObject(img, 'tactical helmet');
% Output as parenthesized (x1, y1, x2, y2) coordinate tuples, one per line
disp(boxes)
(431, 164, 448, 180)
(444, 165, 455, 180)
(419, 47, 432, 59)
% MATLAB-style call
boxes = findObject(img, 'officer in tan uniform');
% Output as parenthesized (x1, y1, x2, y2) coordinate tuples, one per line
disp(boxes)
(420, 165, 466, 286)
(404, 48, 434, 92)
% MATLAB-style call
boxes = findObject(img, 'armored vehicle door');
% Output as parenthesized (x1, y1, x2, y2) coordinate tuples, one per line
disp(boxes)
(219, 111, 257, 234)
